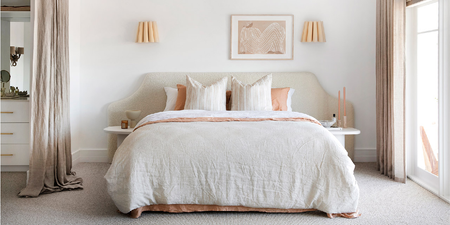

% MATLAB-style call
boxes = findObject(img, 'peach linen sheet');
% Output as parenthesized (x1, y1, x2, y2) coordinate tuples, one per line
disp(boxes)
(105, 110, 359, 218)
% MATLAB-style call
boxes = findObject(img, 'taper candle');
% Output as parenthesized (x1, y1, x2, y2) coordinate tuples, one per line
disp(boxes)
(338, 90, 341, 120)
(344, 87, 346, 116)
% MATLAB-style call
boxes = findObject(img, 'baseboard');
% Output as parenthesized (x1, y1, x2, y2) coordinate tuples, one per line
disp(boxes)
(72, 149, 81, 166)
(72, 148, 109, 163)
(354, 148, 377, 162)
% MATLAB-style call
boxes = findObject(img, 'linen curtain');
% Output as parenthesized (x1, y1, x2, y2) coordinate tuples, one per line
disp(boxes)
(19, 0, 83, 197)
(376, 0, 407, 183)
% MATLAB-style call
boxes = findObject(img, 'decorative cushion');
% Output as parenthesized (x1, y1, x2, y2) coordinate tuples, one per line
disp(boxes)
(231, 74, 273, 111)
(174, 84, 187, 110)
(287, 88, 295, 112)
(163, 87, 178, 111)
(184, 76, 228, 111)
(271, 87, 290, 111)
(175, 85, 231, 111)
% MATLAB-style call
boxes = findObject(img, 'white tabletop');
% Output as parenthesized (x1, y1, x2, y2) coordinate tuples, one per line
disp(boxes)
(104, 126, 133, 134)
(326, 128, 361, 135)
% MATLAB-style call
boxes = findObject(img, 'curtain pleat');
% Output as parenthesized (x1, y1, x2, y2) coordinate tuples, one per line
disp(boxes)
(18, 0, 83, 197)
(376, 0, 406, 183)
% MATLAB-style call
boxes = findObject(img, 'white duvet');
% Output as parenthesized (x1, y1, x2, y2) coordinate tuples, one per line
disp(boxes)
(105, 110, 359, 214)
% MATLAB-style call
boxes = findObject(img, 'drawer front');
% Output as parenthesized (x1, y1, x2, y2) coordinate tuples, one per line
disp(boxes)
(1, 144, 30, 165)
(1, 101, 30, 122)
(1, 123, 30, 144)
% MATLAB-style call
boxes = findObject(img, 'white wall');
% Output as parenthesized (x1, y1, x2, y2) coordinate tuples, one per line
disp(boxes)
(1, 20, 10, 73)
(69, 0, 81, 158)
(76, 0, 376, 156)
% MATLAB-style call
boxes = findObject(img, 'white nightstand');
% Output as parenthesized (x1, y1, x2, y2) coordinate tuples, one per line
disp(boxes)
(326, 128, 361, 147)
(104, 126, 133, 147)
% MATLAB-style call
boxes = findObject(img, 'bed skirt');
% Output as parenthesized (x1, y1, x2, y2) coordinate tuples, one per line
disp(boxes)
(127, 204, 361, 219)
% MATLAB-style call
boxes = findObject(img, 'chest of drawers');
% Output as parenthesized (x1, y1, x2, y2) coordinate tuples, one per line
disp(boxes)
(1, 99, 30, 171)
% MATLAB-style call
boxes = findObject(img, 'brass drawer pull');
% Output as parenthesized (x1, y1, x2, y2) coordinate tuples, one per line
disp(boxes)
(1, 133, 14, 135)
(1, 154, 13, 156)
(1, 112, 14, 114)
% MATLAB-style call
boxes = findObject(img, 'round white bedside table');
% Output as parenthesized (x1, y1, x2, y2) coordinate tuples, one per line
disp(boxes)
(326, 128, 361, 148)
(104, 126, 133, 147)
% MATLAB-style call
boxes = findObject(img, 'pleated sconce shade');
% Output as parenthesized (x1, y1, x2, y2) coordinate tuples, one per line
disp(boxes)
(301, 21, 326, 42)
(136, 21, 160, 43)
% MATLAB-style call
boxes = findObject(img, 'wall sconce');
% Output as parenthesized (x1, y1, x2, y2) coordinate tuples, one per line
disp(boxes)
(10, 46, 24, 67)
(301, 21, 326, 42)
(136, 21, 160, 43)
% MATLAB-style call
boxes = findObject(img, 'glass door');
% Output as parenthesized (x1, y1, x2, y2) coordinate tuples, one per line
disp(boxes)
(406, 0, 440, 192)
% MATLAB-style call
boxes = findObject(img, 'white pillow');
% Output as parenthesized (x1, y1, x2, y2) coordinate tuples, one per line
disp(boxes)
(231, 74, 273, 111)
(184, 76, 228, 111)
(163, 87, 178, 111)
(287, 88, 295, 112)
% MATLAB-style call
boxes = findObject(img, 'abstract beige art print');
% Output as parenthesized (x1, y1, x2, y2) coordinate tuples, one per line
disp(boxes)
(230, 15, 293, 60)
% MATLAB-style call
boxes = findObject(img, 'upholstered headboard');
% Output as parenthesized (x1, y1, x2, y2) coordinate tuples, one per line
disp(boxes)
(107, 72, 354, 161)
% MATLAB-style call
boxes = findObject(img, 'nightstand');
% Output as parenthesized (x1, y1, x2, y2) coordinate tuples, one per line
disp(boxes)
(104, 126, 133, 147)
(326, 128, 361, 148)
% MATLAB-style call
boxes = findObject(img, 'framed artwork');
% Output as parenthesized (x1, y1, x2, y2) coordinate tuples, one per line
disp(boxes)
(230, 14, 294, 60)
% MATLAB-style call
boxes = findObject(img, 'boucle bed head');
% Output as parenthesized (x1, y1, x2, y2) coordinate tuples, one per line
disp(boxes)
(107, 72, 354, 161)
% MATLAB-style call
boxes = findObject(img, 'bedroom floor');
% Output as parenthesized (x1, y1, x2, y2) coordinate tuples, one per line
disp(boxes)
(1, 163, 449, 225)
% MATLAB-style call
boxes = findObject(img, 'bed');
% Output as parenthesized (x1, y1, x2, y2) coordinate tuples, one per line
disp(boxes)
(105, 72, 359, 218)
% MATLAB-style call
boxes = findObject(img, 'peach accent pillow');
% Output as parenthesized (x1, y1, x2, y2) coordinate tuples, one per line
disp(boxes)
(174, 84, 187, 110)
(175, 84, 232, 110)
(271, 88, 290, 111)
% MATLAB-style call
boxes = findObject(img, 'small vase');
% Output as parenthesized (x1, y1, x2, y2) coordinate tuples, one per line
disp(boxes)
(125, 110, 142, 128)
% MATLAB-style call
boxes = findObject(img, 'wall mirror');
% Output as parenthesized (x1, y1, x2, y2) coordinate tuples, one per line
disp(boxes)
(1, 70, 11, 83)
(1, 10, 31, 93)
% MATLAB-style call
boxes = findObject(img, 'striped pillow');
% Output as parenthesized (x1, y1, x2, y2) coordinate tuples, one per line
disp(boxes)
(231, 74, 273, 111)
(184, 76, 228, 111)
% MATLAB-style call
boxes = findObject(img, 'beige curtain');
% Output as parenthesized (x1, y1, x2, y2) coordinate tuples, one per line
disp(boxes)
(19, 0, 83, 197)
(376, 0, 407, 183)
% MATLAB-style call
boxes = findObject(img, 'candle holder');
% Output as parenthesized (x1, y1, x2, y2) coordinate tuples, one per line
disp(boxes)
(343, 116, 347, 128)
(338, 120, 342, 128)
(121, 120, 128, 129)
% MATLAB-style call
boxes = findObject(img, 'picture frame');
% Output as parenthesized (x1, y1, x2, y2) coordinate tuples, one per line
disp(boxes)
(230, 14, 294, 60)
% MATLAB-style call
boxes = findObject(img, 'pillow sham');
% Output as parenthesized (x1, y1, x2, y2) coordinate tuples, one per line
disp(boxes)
(231, 74, 273, 111)
(184, 76, 228, 111)
(174, 84, 187, 110)
(175, 84, 231, 110)
(271, 87, 290, 111)
(287, 88, 295, 112)
(163, 87, 178, 111)
(226, 87, 295, 111)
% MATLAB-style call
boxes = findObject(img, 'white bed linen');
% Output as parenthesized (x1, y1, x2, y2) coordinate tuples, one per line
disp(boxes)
(105, 110, 359, 214)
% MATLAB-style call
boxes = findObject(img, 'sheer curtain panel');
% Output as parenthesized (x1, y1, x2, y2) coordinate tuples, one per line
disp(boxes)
(376, 0, 407, 183)
(18, 0, 83, 197)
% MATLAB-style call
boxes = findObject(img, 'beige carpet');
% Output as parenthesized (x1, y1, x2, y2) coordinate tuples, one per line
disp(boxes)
(1, 162, 449, 225)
